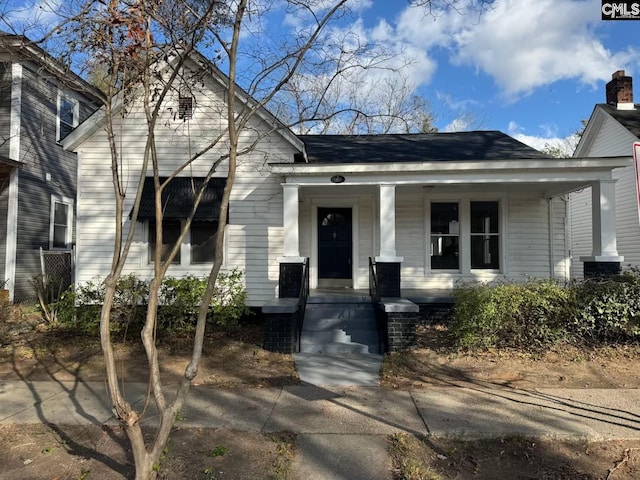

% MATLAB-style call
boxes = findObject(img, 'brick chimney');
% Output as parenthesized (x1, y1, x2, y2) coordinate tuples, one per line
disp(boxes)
(606, 70, 634, 110)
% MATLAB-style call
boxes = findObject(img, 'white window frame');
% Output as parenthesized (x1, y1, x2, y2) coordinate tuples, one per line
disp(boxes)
(56, 92, 79, 141)
(425, 195, 505, 275)
(50, 195, 73, 250)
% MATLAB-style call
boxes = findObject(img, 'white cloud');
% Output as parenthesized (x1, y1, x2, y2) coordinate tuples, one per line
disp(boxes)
(508, 121, 579, 155)
(1, 0, 62, 33)
(448, 0, 638, 98)
(391, 0, 639, 100)
(442, 117, 469, 132)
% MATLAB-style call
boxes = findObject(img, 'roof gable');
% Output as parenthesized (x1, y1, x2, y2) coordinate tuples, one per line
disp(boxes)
(62, 49, 303, 154)
(0, 32, 102, 103)
(575, 104, 640, 157)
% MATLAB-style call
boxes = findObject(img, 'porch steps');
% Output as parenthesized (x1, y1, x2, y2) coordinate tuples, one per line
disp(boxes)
(295, 294, 382, 386)
(300, 296, 380, 355)
(293, 294, 382, 387)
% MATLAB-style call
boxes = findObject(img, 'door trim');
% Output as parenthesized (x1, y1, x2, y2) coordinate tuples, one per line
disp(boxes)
(310, 200, 359, 290)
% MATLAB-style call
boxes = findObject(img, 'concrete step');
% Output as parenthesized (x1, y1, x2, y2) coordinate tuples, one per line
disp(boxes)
(300, 342, 371, 355)
(301, 330, 351, 344)
(303, 305, 375, 322)
(302, 317, 376, 331)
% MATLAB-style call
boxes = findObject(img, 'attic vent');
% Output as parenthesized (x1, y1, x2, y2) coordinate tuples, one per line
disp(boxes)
(178, 95, 193, 120)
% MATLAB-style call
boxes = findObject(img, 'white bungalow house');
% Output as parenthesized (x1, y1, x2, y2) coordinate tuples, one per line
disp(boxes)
(62, 52, 629, 350)
(570, 70, 640, 278)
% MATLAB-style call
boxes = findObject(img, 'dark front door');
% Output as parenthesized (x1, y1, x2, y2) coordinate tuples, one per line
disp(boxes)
(318, 207, 352, 284)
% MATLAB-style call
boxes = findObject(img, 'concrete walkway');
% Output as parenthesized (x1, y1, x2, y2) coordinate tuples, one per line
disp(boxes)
(2, 381, 640, 479)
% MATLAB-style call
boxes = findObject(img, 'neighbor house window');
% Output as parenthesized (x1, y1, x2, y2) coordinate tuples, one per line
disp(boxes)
(470, 201, 500, 269)
(57, 94, 78, 140)
(430, 202, 459, 270)
(50, 196, 73, 249)
(190, 221, 217, 263)
(149, 220, 181, 264)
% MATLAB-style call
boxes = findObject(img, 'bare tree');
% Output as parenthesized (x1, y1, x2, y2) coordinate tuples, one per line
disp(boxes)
(1, 1, 492, 478)
(3, 1, 359, 478)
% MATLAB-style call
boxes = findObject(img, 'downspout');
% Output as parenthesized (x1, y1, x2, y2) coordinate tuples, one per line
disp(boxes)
(563, 195, 571, 281)
(548, 197, 555, 279)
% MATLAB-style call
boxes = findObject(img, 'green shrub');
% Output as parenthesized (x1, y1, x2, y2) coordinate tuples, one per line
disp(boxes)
(569, 270, 640, 341)
(451, 280, 571, 350)
(55, 274, 148, 335)
(450, 270, 640, 350)
(159, 269, 250, 333)
(54, 270, 249, 336)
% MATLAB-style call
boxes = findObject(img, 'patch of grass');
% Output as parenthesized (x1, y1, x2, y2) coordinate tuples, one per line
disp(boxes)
(209, 445, 227, 457)
(76, 469, 90, 480)
(269, 433, 295, 480)
(388, 433, 445, 480)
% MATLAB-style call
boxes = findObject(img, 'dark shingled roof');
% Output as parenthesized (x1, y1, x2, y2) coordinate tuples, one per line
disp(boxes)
(134, 177, 226, 221)
(599, 104, 640, 139)
(297, 131, 552, 164)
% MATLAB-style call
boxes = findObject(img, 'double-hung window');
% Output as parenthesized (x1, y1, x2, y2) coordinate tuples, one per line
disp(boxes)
(429, 199, 501, 272)
(50, 196, 73, 249)
(57, 93, 78, 141)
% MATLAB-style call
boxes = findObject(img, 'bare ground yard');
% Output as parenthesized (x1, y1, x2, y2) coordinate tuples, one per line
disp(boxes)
(2, 314, 640, 479)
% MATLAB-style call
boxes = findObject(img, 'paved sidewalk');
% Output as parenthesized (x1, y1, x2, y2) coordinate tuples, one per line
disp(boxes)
(2, 380, 640, 479)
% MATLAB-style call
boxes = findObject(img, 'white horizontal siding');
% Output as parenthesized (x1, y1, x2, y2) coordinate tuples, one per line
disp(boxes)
(75, 70, 297, 307)
(396, 190, 426, 288)
(588, 115, 638, 157)
(569, 109, 640, 276)
(613, 165, 640, 268)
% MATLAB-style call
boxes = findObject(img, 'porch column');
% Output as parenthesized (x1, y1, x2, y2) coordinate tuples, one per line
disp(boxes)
(282, 184, 300, 258)
(278, 184, 305, 298)
(375, 184, 403, 297)
(580, 179, 624, 277)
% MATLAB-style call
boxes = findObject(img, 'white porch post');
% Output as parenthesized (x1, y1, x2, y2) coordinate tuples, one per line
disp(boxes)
(281, 184, 302, 259)
(373, 184, 403, 297)
(278, 183, 304, 298)
(580, 179, 623, 275)
(375, 184, 403, 262)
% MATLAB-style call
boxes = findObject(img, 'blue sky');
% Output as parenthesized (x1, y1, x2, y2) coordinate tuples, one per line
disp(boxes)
(345, 0, 640, 150)
(3, 0, 639, 151)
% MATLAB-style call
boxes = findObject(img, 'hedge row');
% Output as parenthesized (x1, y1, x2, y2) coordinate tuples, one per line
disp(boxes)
(451, 270, 640, 350)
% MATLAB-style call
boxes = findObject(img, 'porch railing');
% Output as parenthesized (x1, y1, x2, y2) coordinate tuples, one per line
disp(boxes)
(368, 257, 379, 304)
(295, 257, 310, 352)
(369, 257, 386, 353)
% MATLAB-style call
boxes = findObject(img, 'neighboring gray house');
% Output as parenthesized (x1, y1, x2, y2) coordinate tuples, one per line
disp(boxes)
(0, 33, 100, 301)
(570, 70, 640, 278)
